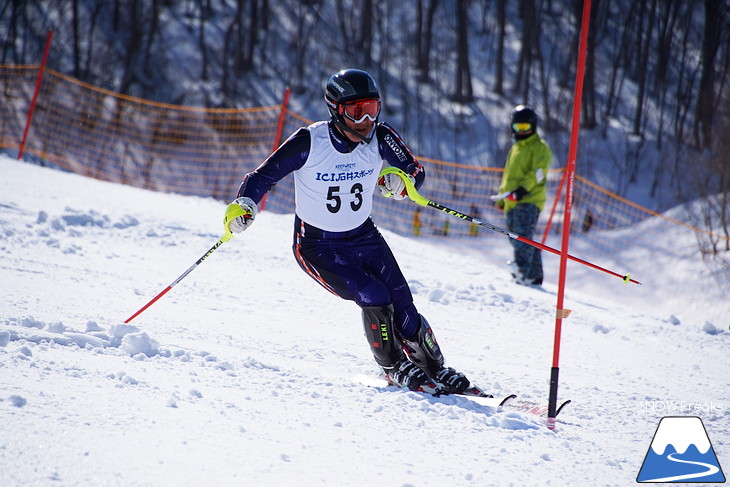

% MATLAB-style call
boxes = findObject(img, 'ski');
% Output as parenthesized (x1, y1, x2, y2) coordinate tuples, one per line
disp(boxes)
(498, 397, 572, 417)
(360, 374, 570, 418)
(426, 382, 571, 418)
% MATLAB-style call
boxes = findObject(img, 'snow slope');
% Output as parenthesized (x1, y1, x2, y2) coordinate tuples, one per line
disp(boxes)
(1, 155, 728, 487)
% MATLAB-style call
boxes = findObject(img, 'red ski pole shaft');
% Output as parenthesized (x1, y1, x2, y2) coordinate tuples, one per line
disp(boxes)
(124, 236, 228, 324)
(426, 199, 640, 285)
(379, 167, 641, 285)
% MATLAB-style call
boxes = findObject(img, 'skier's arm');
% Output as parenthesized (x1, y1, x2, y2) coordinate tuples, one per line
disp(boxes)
(226, 128, 310, 235)
(235, 128, 311, 203)
(514, 143, 551, 197)
(497, 146, 542, 203)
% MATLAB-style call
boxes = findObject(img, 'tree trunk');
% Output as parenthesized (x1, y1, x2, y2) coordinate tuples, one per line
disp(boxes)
(416, 0, 439, 82)
(601, 1, 637, 134)
(244, 0, 259, 71)
(453, 0, 473, 102)
(72, 0, 80, 77)
(199, 0, 209, 81)
(514, 0, 537, 101)
(694, 0, 722, 149)
(632, 0, 657, 138)
(360, 0, 373, 67)
(494, 0, 506, 95)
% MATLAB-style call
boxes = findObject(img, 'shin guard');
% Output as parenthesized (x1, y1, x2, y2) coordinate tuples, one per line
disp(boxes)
(361, 305, 403, 368)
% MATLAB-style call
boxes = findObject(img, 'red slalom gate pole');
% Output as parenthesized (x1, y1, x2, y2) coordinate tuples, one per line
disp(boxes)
(18, 29, 53, 160)
(548, 0, 592, 422)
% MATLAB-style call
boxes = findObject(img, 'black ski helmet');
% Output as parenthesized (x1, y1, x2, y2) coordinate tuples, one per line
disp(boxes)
(324, 69, 380, 143)
(510, 105, 537, 139)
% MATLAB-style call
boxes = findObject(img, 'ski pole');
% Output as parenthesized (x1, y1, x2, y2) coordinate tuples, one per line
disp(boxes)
(380, 167, 641, 285)
(123, 204, 245, 323)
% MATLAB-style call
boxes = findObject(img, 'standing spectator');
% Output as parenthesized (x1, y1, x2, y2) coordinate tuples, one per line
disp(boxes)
(493, 105, 552, 286)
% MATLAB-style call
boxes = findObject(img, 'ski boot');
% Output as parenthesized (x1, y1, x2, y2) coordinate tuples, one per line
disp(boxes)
(402, 315, 470, 394)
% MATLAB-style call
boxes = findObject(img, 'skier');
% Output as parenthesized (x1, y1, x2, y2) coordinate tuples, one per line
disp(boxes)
(493, 105, 552, 286)
(224, 69, 470, 393)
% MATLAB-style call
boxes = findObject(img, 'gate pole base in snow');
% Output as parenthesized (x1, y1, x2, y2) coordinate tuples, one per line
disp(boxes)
(548, 366, 560, 420)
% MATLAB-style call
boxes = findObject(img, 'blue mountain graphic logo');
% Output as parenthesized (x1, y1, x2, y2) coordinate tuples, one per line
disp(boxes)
(637, 416, 725, 483)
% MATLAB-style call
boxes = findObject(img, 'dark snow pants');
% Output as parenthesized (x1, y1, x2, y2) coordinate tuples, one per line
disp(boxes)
(506, 203, 543, 284)
(292, 216, 419, 339)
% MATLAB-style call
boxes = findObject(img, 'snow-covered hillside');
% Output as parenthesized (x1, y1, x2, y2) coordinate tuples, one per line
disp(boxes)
(1, 155, 728, 486)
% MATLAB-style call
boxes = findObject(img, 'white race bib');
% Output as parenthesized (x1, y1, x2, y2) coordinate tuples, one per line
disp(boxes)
(294, 121, 382, 231)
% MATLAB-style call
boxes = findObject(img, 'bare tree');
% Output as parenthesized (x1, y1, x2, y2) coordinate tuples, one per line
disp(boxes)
(671, 8, 698, 152)
(287, 1, 322, 94)
(601, 2, 640, 135)
(118, 0, 143, 95)
(513, 0, 539, 102)
(493, 0, 506, 95)
(649, 0, 683, 197)
(72, 0, 80, 77)
(632, 0, 657, 138)
(222, 0, 262, 98)
(581, 0, 602, 130)
(453, 0, 473, 103)
(652, 0, 682, 150)
(359, 0, 373, 67)
(142, 0, 161, 76)
(694, 0, 724, 149)
(415, 0, 439, 82)
(691, 93, 730, 273)
(199, 0, 211, 81)
(332, 0, 375, 68)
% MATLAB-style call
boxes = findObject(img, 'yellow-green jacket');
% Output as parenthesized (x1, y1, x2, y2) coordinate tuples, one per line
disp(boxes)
(498, 133, 552, 213)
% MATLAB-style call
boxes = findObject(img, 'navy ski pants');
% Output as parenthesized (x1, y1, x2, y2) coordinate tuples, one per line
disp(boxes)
(506, 203, 543, 284)
(292, 216, 419, 339)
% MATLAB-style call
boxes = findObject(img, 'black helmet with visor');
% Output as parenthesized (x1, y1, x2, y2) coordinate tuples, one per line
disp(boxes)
(324, 69, 381, 143)
(510, 105, 537, 140)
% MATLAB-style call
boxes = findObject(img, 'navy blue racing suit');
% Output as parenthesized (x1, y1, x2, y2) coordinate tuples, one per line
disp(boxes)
(236, 121, 426, 340)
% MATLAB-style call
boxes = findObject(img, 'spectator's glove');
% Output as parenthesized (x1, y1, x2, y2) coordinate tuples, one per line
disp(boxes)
(490, 187, 528, 203)
(507, 187, 528, 201)
(378, 171, 414, 200)
(225, 197, 257, 234)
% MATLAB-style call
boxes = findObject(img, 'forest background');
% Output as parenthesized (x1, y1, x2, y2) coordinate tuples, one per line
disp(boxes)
(2, 0, 729, 258)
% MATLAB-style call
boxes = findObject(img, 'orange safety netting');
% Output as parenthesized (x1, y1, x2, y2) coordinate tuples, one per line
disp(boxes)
(2, 64, 726, 265)
(1, 65, 278, 201)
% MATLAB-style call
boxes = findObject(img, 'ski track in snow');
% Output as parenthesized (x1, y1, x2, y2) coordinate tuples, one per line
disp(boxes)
(1, 156, 729, 486)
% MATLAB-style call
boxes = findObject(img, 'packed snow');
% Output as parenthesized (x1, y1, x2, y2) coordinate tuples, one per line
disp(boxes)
(1, 154, 728, 486)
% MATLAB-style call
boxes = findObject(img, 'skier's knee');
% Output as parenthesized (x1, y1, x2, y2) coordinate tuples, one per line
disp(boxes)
(355, 282, 391, 308)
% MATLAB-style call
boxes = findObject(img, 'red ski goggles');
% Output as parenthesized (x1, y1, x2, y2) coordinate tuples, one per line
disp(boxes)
(340, 98, 381, 123)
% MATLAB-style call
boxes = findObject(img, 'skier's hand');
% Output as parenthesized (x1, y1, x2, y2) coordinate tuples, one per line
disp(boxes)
(378, 172, 414, 200)
(225, 197, 257, 234)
